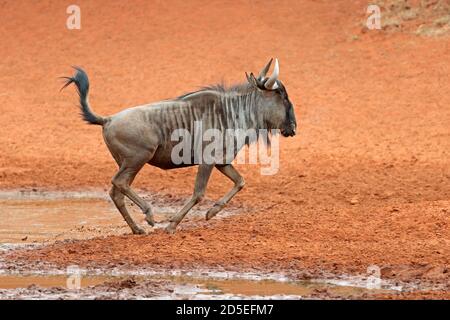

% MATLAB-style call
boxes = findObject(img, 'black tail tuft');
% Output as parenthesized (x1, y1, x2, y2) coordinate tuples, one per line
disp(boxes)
(61, 66, 105, 125)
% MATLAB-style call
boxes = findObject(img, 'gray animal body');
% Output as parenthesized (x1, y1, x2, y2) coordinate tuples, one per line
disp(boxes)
(62, 59, 296, 234)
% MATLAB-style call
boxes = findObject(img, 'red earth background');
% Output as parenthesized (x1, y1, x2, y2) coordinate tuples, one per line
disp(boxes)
(0, 0, 449, 298)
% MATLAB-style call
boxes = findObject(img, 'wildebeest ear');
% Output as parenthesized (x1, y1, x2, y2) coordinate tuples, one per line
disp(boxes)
(246, 72, 267, 91)
(246, 72, 258, 88)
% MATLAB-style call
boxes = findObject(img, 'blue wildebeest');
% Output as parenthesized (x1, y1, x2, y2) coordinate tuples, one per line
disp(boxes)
(62, 59, 296, 234)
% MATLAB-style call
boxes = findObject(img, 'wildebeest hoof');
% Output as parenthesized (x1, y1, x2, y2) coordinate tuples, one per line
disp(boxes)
(165, 222, 178, 234)
(132, 226, 146, 235)
(145, 214, 155, 226)
(206, 205, 222, 220)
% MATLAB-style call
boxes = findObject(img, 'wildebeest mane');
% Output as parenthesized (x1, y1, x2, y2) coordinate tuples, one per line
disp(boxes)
(176, 82, 255, 101)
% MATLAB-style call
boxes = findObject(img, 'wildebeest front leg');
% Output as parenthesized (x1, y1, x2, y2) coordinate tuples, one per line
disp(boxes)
(165, 164, 214, 234)
(206, 164, 245, 220)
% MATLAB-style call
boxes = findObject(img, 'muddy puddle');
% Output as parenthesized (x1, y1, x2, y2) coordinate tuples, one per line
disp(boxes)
(0, 197, 122, 243)
(0, 190, 240, 243)
(0, 272, 395, 300)
(0, 274, 112, 290)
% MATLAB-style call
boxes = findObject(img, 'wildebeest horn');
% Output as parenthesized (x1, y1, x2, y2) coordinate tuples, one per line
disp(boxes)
(264, 58, 279, 90)
(258, 58, 273, 80)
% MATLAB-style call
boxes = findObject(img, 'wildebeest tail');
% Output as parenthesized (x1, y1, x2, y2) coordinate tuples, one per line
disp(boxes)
(61, 66, 106, 125)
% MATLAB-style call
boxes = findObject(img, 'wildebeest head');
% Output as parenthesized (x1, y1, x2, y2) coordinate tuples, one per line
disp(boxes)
(246, 59, 297, 137)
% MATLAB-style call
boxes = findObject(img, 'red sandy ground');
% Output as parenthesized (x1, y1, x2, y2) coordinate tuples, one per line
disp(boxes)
(1, 1, 449, 297)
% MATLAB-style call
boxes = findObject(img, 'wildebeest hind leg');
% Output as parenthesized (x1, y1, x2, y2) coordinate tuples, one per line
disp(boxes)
(206, 164, 245, 220)
(109, 185, 146, 234)
(111, 155, 155, 233)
